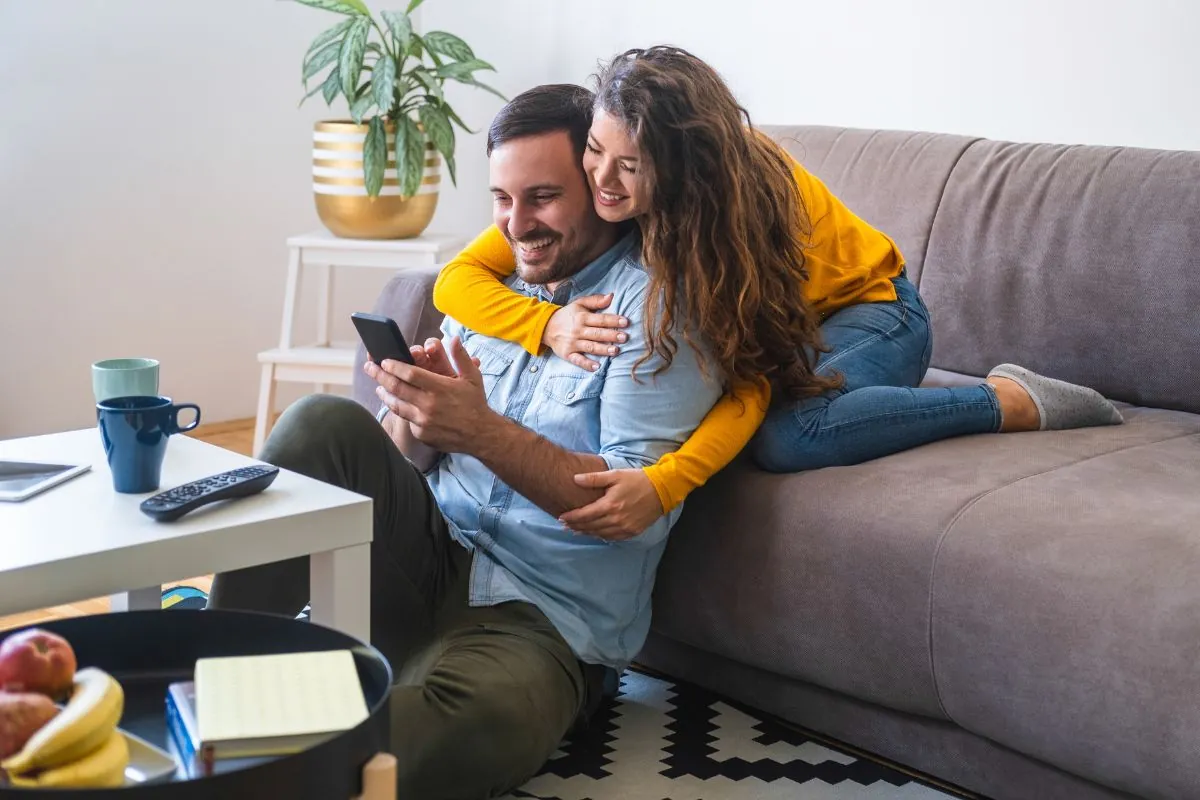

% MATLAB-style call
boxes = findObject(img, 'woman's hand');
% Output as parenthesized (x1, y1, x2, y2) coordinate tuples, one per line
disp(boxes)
(559, 468, 665, 541)
(543, 294, 630, 371)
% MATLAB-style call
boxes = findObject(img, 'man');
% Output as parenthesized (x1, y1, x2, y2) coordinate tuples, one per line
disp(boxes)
(207, 84, 721, 799)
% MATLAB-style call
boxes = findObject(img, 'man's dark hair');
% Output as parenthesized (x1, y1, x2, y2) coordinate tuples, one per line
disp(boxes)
(486, 84, 595, 158)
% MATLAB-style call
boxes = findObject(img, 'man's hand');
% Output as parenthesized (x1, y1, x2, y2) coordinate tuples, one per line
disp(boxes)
(372, 336, 495, 454)
(543, 294, 630, 372)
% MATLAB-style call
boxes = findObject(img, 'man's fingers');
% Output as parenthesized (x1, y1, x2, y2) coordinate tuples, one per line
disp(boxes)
(380, 358, 443, 390)
(446, 336, 482, 382)
(376, 379, 422, 407)
(377, 389, 423, 425)
(409, 346, 430, 369)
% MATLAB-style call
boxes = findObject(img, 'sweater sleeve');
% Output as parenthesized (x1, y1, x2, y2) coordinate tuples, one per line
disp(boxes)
(642, 377, 772, 512)
(431, 224, 558, 356)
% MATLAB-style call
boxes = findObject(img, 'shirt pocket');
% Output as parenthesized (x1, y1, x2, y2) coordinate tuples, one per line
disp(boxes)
(535, 368, 605, 453)
(471, 342, 514, 403)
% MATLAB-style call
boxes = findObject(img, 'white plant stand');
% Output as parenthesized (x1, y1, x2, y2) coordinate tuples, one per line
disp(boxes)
(255, 229, 466, 455)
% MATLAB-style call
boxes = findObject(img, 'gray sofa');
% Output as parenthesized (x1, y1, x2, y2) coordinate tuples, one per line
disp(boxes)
(351, 125, 1200, 800)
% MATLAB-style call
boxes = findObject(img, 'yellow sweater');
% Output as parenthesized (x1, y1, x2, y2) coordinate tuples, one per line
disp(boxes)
(432, 148, 905, 511)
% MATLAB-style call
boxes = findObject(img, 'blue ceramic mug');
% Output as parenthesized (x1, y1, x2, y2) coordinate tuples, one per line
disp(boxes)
(96, 396, 201, 493)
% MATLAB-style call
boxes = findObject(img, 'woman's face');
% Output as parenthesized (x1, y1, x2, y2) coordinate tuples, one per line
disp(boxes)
(583, 108, 650, 222)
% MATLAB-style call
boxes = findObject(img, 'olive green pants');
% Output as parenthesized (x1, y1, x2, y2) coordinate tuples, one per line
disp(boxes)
(207, 395, 603, 799)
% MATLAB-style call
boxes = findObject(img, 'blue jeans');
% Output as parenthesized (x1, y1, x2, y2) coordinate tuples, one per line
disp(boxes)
(751, 274, 1002, 473)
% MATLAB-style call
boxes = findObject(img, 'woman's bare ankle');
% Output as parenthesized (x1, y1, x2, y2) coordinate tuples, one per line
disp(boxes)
(987, 376, 1041, 432)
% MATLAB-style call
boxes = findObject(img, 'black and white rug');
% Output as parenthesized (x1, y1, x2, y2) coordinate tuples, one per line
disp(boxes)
(503, 669, 966, 800)
(176, 590, 965, 799)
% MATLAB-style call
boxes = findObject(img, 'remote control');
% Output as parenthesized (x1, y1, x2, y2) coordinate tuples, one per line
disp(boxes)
(139, 465, 280, 522)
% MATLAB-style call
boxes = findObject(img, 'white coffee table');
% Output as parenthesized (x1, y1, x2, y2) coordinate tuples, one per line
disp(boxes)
(0, 428, 372, 642)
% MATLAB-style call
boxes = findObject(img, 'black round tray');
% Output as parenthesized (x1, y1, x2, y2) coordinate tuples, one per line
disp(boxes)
(0, 610, 392, 799)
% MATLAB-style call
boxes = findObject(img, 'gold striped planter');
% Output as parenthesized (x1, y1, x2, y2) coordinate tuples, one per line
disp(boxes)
(312, 120, 440, 239)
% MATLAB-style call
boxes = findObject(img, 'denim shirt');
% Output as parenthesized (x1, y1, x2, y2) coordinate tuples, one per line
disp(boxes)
(425, 231, 722, 669)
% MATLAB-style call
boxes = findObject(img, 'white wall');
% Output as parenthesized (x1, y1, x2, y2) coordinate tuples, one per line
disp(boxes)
(542, 0, 1199, 151)
(2, 0, 1195, 438)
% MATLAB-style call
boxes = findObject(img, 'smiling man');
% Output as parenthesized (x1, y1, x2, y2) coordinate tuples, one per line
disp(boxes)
(207, 84, 721, 799)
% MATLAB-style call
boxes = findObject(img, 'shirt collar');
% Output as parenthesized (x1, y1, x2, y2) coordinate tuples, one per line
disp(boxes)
(516, 230, 641, 303)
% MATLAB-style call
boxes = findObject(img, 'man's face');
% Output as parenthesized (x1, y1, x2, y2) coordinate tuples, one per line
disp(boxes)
(489, 131, 611, 287)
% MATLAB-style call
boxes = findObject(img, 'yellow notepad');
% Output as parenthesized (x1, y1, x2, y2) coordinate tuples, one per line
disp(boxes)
(193, 650, 369, 759)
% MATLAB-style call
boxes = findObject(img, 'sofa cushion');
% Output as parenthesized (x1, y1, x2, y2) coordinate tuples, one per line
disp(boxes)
(759, 125, 978, 285)
(932, 422, 1200, 800)
(918, 139, 1200, 414)
(650, 405, 1200, 724)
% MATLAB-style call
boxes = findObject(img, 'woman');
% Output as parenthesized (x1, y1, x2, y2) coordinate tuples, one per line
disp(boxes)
(433, 46, 1123, 539)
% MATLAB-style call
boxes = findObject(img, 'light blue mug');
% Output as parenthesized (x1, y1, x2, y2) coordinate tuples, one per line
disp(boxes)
(92, 358, 159, 403)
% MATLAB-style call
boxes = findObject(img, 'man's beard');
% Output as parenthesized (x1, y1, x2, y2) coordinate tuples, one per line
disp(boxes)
(509, 227, 591, 287)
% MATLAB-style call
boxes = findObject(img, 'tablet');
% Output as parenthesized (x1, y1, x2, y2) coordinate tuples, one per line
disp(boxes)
(0, 460, 91, 502)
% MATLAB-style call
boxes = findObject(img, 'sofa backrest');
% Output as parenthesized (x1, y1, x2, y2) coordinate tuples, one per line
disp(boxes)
(759, 124, 979, 286)
(765, 125, 1200, 414)
(920, 139, 1200, 414)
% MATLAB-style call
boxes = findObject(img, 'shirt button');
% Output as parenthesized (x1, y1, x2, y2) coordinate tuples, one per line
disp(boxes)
(530, 365, 539, 373)
(567, 391, 576, 399)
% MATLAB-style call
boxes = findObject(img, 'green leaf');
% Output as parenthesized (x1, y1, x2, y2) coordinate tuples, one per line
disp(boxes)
(460, 77, 504, 102)
(381, 10, 413, 54)
(405, 0, 426, 13)
(410, 67, 443, 102)
(419, 104, 456, 185)
(433, 58, 494, 80)
(321, 67, 342, 105)
(372, 54, 397, 114)
(304, 17, 356, 63)
(395, 115, 425, 197)
(350, 88, 375, 124)
(303, 40, 341, 82)
(422, 31, 474, 62)
(396, 76, 420, 103)
(453, 76, 508, 103)
(441, 102, 478, 135)
(299, 78, 327, 107)
(410, 33, 442, 67)
(292, 0, 370, 16)
(364, 116, 387, 198)
(338, 16, 371, 98)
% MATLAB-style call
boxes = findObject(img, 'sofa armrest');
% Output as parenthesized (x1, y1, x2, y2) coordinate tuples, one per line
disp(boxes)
(350, 267, 446, 412)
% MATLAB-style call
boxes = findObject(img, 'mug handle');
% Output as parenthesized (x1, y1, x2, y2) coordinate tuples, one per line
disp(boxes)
(170, 403, 202, 435)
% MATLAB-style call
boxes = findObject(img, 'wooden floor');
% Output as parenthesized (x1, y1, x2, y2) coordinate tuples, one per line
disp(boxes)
(0, 418, 258, 632)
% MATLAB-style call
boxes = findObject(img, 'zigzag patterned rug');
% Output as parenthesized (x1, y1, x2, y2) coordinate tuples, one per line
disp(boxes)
(500, 669, 967, 800)
(169, 588, 968, 799)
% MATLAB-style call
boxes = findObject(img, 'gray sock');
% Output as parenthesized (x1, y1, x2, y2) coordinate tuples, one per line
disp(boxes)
(987, 363, 1124, 431)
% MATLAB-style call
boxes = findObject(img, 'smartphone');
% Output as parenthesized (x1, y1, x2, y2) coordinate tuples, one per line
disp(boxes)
(350, 312, 415, 366)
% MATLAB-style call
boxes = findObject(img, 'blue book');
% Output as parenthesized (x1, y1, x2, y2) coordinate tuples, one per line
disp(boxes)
(166, 680, 273, 777)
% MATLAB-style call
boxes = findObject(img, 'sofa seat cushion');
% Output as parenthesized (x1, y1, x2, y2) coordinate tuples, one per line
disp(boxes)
(650, 404, 1200, 726)
(931, 416, 1200, 800)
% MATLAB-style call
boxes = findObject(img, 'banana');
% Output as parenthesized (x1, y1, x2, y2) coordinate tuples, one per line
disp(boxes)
(7, 729, 129, 788)
(1, 667, 124, 775)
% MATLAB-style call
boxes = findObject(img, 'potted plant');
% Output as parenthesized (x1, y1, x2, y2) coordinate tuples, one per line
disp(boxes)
(293, 0, 503, 239)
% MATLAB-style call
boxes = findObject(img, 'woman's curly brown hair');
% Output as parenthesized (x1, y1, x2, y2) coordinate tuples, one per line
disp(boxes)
(592, 46, 841, 402)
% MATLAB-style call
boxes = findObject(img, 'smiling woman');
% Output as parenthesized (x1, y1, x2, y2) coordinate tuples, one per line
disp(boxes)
(584, 110, 650, 220)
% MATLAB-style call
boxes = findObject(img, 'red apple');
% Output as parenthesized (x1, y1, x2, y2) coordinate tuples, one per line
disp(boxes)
(0, 629, 77, 700)
(0, 691, 60, 760)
